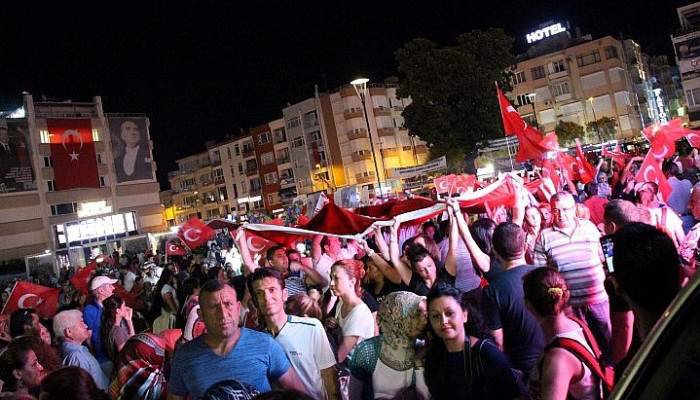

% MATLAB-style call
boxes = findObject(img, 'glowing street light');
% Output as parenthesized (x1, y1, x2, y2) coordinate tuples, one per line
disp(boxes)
(350, 77, 384, 197)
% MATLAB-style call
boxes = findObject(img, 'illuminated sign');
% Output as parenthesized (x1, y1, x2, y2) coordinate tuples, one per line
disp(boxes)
(237, 195, 262, 204)
(77, 200, 112, 218)
(63, 212, 137, 242)
(653, 88, 668, 124)
(526, 23, 567, 44)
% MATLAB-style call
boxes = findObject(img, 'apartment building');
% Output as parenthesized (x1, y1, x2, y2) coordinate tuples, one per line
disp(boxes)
(672, 2, 700, 127)
(0, 94, 164, 265)
(510, 26, 645, 143)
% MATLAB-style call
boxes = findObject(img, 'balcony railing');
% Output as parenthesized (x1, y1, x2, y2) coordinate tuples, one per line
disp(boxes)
(373, 106, 392, 116)
(276, 156, 291, 164)
(344, 108, 364, 119)
(280, 177, 295, 186)
(347, 129, 368, 140)
(245, 168, 258, 176)
(242, 147, 255, 157)
(381, 147, 400, 157)
(351, 152, 372, 162)
(377, 127, 396, 137)
(214, 176, 226, 185)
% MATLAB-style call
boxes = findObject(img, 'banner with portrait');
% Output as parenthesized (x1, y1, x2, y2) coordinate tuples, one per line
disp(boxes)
(108, 117, 154, 183)
(0, 118, 36, 193)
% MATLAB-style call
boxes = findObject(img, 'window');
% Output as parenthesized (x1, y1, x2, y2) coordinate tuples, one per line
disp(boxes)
(232, 183, 238, 198)
(516, 94, 533, 106)
(273, 128, 287, 144)
(245, 159, 257, 172)
(687, 88, 700, 106)
(250, 178, 262, 192)
(234, 144, 240, 156)
(261, 152, 275, 165)
(257, 132, 270, 145)
(577, 50, 601, 67)
(264, 172, 278, 185)
(531, 66, 546, 80)
(276, 148, 290, 163)
(551, 81, 571, 97)
(242, 142, 254, 154)
(267, 194, 274, 205)
(604, 46, 619, 59)
(99, 176, 106, 187)
(318, 171, 330, 181)
(291, 136, 305, 148)
(280, 168, 294, 180)
(40, 130, 50, 144)
(308, 130, 322, 142)
(287, 117, 301, 129)
(318, 150, 327, 162)
(226, 147, 232, 159)
(47, 180, 55, 192)
(238, 163, 243, 174)
(548, 59, 567, 73)
(43, 157, 53, 167)
(218, 187, 228, 201)
(513, 71, 526, 85)
(96, 153, 103, 164)
(50, 202, 78, 216)
(303, 111, 319, 129)
(253, 199, 265, 209)
(92, 129, 100, 142)
(403, 146, 413, 151)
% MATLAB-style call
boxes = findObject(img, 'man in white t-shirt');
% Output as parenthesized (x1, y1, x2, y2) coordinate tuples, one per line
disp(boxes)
(312, 236, 358, 290)
(248, 268, 340, 400)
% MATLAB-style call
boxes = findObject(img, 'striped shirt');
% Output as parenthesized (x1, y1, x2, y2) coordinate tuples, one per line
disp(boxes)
(533, 219, 607, 306)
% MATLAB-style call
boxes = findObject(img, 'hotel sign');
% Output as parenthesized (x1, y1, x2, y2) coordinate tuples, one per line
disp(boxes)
(526, 23, 567, 44)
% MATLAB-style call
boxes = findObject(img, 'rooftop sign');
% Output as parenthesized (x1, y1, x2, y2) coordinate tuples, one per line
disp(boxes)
(526, 23, 567, 44)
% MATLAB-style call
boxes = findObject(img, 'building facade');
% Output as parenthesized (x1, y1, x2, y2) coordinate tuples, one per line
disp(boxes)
(672, 2, 700, 127)
(0, 94, 164, 265)
(509, 31, 646, 143)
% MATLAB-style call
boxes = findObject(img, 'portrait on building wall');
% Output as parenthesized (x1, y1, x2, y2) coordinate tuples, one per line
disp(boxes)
(109, 117, 154, 183)
(0, 118, 36, 193)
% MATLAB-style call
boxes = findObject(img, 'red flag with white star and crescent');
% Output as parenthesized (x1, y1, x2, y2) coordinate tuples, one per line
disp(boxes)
(1, 281, 60, 319)
(48, 119, 100, 190)
(178, 217, 216, 250)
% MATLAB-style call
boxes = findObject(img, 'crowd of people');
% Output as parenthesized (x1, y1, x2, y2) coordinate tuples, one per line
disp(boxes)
(0, 145, 698, 400)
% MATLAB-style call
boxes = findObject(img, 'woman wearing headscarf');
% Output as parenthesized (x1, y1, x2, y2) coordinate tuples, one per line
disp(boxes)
(348, 291, 429, 400)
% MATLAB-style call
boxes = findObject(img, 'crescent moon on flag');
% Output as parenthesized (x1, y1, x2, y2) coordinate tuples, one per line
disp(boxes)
(651, 145, 669, 160)
(18, 293, 43, 309)
(643, 165, 656, 183)
(168, 244, 178, 253)
(688, 133, 700, 146)
(247, 236, 266, 253)
(61, 129, 84, 152)
(183, 228, 201, 243)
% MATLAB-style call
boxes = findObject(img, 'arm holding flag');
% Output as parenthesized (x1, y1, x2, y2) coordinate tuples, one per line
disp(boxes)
(447, 198, 491, 275)
(371, 226, 391, 261)
(389, 219, 413, 286)
(444, 205, 459, 278)
(234, 229, 260, 276)
(358, 238, 402, 285)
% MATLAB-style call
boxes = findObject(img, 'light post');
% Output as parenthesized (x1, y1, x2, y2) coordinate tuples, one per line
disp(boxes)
(527, 92, 538, 129)
(351, 77, 384, 198)
(588, 97, 602, 143)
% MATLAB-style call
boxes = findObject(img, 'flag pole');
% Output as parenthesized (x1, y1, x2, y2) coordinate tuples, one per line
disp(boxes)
(495, 81, 515, 172)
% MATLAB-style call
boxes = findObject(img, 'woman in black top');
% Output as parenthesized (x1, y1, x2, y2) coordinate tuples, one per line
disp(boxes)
(424, 284, 521, 400)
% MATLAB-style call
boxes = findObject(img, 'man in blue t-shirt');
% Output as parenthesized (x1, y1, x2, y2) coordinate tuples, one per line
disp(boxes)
(83, 275, 117, 377)
(168, 280, 306, 400)
(481, 223, 546, 377)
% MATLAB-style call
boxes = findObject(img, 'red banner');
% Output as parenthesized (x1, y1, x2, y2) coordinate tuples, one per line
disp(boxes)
(1, 282, 60, 319)
(178, 217, 216, 250)
(166, 240, 187, 256)
(635, 152, 672, 201)
(496, 86, 549, 162)
(47, 119, 99, 190)
(71, 261, 97, 295)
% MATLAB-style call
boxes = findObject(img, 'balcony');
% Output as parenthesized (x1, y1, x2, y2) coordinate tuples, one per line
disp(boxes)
(351, 151, 372, 162)
(344, 108, 364, 119)
(415, 145, 428, 154)
(373, 106, 392, 116)
(280, 177, 296, 187)
(381, 147, 400, 157)
(393, 105, 404, 111)
(276, 156, 291, 164)
(398, 125, 408, 132)
(250, 187, 262, 196)
(369, 86, 388, 96)
(356, 172, 376, 185)
(347, 129, 368, 140)
(377, 127, 396, 137)
(245, 168, 258, 176)
(214, 176, 226, 185)
(242, 147, 255, 157)
(199, 179, 214, 187)
(340, 85, 357, 98)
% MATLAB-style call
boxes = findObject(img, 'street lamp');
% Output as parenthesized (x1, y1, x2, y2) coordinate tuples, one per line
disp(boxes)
(527, 93, 538, 129)
(588, 97, 602, 143)
(351, 77, 384, 198)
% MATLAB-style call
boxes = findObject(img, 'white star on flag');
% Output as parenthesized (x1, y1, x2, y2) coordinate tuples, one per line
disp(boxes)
(69, 151, 79, 161)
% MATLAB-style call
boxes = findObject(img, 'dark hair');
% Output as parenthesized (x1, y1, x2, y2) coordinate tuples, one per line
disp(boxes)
(492, 222, 525, 261)
(0, 336, 36, 391)
(424, 284, 487, 399)
(523, 267, 569, 317)
(207, 266, 224, 282)
(469, 218, 496, 255)
(247, 268, 286, 307)
(101, 294, 124, 361)
(663, 160, 681, 178)
(603, 199, 640, 228)
(229, 275, 247, 302)
(584, 182, 598, 197)
(9, 308, 38, 338)
(200, 279, 229, 297)
(266, 245, 286, 261)
(182, 277, 201, 298)
(405, 243, 431, 267)
(319, 236, 337, 253)
(39, 366, 109, 400)
(252, 390, 314, 400)
(155, 268, 174, 295)
(285, 293, 322, 320)
(613, 223, 681, 313)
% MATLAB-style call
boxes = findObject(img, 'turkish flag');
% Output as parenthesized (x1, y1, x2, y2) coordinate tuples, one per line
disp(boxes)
(602, 144, 630, 168)
(113, 284, 144, 311)
(178, 217, 216, 250)
(166, 240, 187, 256)
(557, 152, 578, 182)
(47, 119, 99, 190)
(496, 86, 549, 162)
(575, 139, 596, 184)
(635, 152, 672, 201)
(1, 282, 60, 319)
(452, 174, 476, 195)
(434, 175, 455, 195)
(541, 158, 561, 191)
(71, 261, 97, 295)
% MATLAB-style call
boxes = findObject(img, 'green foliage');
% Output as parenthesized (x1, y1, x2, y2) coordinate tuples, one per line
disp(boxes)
(555, 120, 585, 146)
(586, 117, 617, 142)
(395, 29, 516, 156)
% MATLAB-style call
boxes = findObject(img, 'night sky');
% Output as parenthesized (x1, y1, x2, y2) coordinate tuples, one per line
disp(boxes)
(0, 1, 691, 189)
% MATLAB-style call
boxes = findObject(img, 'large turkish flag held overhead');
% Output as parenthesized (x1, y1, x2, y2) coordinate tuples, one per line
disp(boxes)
(48, 119, 99, 190)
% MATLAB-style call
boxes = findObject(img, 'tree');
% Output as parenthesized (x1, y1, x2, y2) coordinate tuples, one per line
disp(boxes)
(586, 117, 617, 142)
(395, 29, 516, 167)
(555, 120, 585, 147)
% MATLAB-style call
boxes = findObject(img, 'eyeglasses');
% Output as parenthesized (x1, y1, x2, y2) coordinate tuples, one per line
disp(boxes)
(552, 206, 575, 214)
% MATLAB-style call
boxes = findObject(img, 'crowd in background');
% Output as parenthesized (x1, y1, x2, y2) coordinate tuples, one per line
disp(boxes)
(0, 143, 698, 400)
